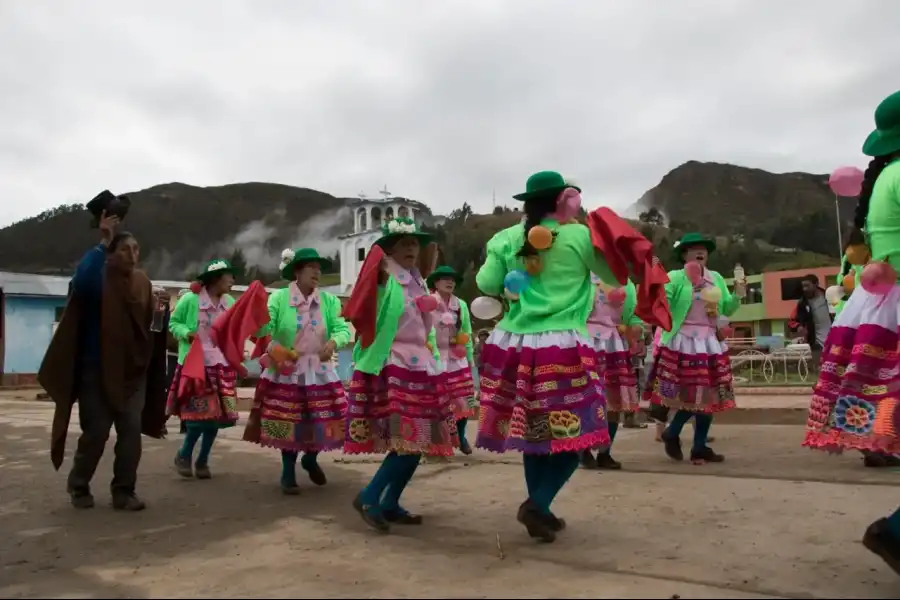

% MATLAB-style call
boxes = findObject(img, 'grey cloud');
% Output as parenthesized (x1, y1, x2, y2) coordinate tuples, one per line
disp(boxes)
(1, 0, 898, 226)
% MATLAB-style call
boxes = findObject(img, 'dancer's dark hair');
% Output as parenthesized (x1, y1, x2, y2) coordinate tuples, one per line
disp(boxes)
(852, 156, 893, 231)
(841, 153, 898, 275)
(107, 231, 135, 253)
(202, 273, 227, 289)
(517, 193, 558, 257)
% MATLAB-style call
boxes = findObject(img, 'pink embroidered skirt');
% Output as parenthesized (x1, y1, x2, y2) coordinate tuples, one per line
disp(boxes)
(643, 329, 736, 414)
(591, 331, 640, 413)
(476, 329, 609, 455)
(443, 356, 476, 419)
(165, 364, 239, 428)
(804, 285, 900, 454)
(344, 363, 458, 456)
(244, 362, 347, 453)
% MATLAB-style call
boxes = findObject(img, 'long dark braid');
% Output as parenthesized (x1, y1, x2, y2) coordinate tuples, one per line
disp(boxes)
(842, 155, 894, 276)
(840, 230, 858, 277)
(517, 193, 558, 257)
(853, 155, 892, 231)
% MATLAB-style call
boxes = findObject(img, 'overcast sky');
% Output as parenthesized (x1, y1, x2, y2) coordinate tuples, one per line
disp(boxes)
(1, 0, 898, 226)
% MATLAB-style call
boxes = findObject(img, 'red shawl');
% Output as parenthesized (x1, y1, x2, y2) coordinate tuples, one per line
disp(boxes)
(342, 245, 385, 349)
(210, 280, 270, 375)
(177, 340, 207, 400)
(586, 207, 672, 331)
(177, 281, 270, 399)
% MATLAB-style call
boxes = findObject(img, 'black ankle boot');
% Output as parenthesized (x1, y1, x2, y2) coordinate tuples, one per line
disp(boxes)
(580, 450, 598, 469)
(863, 518, 900, 575)
(544, 512, 567, 532)
(596, 451, 622, 470)
(690, 446, 724, 464)
(863, 452, 900, 468)
(662, 433, 683, 461)
(516, 500, 556, 543)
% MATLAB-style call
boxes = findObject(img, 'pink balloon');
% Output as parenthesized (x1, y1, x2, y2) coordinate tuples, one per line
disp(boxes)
(607, 288, 626, 307)
(684, 261, 703, 285)
(416, 294, 439, 313)
(554, 187, 582, 221)
(860, 262, 897, 295)
(451, 345, 467, 359)
(829, 166, 865, 197)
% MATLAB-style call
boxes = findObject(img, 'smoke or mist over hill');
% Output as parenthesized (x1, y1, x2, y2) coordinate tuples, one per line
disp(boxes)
(220, 205, 352, 271)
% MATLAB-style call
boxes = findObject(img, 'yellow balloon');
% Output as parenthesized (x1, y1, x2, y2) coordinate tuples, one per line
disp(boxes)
(846, 243, 870, 266)
(527, 226, 554, 250)
(699, 286, 722, 303)
(842, 273, 855, 292)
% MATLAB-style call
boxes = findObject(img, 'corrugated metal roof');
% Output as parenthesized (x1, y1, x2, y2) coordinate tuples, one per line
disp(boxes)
(0, 271, 278, 298)
(0, 271, 71, 297)
(151, 280, 272, 294)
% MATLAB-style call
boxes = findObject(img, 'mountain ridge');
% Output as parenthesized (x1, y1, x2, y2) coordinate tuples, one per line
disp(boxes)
(0, 160, 848, 279)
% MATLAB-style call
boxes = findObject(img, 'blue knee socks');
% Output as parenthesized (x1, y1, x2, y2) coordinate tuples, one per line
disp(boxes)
(608, 419, 620, 447)
(179, 427, 202, 459)
(180, 423, 217, 465)
(692, 413, 713, 453)
(360, 452, 402, 506)
(664, 409, 693, 438)
(531, 452, 580, 515)
(523, 454, 548, 498)
(196, 430, 217, 466)
(886, 507, 900, 540)
(456, 418, 469, 446)
(281, 450, 298, 486)
(381, 454, 422, 512)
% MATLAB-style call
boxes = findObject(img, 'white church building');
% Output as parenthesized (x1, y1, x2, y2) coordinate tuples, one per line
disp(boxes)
(335, 194, 433, 296)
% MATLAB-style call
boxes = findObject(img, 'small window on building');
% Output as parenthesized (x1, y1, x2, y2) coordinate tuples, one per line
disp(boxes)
(780, 277, 805, 301)
(728, 282, 763, 304)
(357, 248, 365, 262)
(746, 282, 762, 304)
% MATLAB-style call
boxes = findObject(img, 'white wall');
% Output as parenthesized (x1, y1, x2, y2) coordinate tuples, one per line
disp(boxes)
(342, 200, 428, 293)
(340, 230, 380, 293)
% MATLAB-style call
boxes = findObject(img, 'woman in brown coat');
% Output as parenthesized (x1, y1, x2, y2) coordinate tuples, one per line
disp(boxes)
(39, 211, 167, 511)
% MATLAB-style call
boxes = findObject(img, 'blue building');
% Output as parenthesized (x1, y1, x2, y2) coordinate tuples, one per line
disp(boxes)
(0, 271, 353, 387)
(0, 271, 70, 385)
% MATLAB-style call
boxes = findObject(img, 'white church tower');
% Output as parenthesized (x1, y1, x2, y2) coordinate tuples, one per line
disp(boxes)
(337, 187, 432, 295)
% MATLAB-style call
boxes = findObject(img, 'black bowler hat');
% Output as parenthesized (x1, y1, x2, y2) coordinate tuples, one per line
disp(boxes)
(86, 190, 130, 223)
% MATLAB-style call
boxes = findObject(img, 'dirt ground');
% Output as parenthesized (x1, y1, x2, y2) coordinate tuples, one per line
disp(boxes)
(1, 396, 899, 599)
